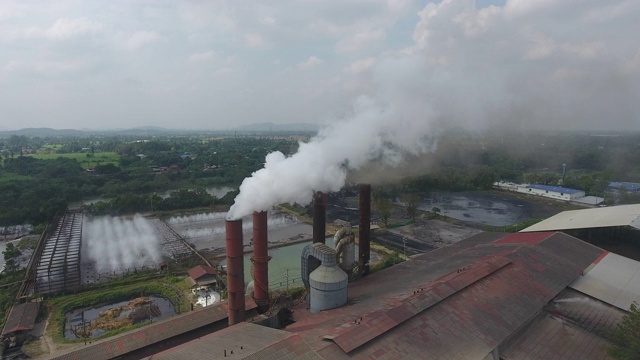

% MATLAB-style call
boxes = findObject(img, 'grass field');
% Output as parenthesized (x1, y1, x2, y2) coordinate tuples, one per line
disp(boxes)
(27, 152, 119, 168)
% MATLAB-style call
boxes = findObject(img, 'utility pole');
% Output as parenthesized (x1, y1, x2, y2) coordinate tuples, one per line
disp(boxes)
(403, 238, 407, 260)
(285, 268, 289, 292)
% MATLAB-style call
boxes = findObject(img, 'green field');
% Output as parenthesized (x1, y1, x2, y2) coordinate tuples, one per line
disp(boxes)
(27, 152, 119, 168)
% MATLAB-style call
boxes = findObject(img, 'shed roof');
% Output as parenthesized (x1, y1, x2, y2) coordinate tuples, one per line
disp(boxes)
(148, 322, 322, 360)
(501, 288, 624, 360)
(1, 302, 39, 336)
(520, 204, 640, 232)
(187, 265, 218, 280)
(570, 252, 640, 311)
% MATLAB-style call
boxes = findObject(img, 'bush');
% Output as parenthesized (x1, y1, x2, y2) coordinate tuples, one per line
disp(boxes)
(608, 301, 640, 360)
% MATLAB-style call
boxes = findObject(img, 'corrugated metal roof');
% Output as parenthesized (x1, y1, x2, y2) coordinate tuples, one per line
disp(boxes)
(501, 288, 624, 360)
(285, 232, 604, 359)
(609, 182, 640, 192)
(570, 252, 640, 311)
(1, 302, 39, 336)
(148, 322, 322, 360)
(520, 204, 640, 232)
(331, 256, 512, 353)
(61, 231, 610, 360)
(187, 265, 218, 280)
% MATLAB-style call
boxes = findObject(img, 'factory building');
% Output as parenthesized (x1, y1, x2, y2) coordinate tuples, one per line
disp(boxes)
(517, 184, 585, 201)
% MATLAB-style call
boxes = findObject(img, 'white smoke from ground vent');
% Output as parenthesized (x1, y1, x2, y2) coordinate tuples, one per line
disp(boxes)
(228, 0, 640, 219)
(84, 215, 161, 272)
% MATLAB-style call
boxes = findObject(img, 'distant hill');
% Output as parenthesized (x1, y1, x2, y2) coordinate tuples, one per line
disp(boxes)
(0, 128, 86, 137)
(0, 123, 321, 138)
(234, 122, 321, 133)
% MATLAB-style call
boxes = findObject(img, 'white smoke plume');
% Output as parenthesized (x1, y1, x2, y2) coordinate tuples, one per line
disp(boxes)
(83, 215, 161, 272)
(174, 212, 298, 240)
(228, 0, 640, 219)
(168, 212, 228, 225)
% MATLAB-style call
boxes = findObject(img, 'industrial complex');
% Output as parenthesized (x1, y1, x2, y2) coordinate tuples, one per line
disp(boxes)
(1, 186, 630, 359)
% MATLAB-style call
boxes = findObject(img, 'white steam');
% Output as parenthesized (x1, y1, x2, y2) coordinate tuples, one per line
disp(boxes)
(228, 98, 438, 219)
(168, 212, 228, 225)
(83, 215, 161, 272)
(228, 0, 640, 219)
(170, 212, 298, 240)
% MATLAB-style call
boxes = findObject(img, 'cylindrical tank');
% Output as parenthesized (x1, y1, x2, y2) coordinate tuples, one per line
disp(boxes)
(301, 242, 348, 313)
(309, 264, 348, 313)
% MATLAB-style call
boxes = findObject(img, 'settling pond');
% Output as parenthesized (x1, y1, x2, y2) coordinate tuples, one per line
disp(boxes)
(418, 192, 534, 227)
(64, 296, 175, 339)
(221, 236, 381, 290)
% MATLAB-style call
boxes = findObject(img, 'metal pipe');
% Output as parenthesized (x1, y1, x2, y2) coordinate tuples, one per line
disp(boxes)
(252, 211, 270, 311)
(313, 191, 326, 244)
(225, 219, 245, 325)
(359, 184, 371, 275)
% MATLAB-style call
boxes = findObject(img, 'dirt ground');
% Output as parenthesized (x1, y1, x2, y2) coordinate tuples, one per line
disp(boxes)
(390, 219, 482, 249)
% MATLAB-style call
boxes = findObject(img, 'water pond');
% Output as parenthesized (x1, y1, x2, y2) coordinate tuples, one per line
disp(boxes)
(64, 296, 175, 339)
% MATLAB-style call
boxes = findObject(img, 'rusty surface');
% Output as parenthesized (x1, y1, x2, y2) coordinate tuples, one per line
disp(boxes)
(225, 219, 245, 325)
(358, 184, 371, 275)
(252, 211, 270, 309)
(286, 232, 604, 359)
(313, 191, 326, 244)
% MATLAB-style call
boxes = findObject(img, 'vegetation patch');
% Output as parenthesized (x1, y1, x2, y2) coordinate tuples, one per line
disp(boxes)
(27, 152, 119, 168)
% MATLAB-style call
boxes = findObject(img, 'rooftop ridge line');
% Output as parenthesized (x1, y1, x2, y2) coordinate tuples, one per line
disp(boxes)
(328, 255, 513, 354)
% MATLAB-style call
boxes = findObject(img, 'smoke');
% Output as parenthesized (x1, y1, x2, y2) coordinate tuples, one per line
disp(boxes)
(174, 212, 298, 240)
(168, 212, 228, 225)
(228, 0, 640, 219)
(83, 215, 161, 272)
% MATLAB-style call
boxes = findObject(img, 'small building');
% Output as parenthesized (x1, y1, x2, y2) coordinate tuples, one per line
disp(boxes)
(517, 184, 585, 201)
(1, 302, 40, 348)
(608, 181, 640, 193)
(186, 265, 220, 288)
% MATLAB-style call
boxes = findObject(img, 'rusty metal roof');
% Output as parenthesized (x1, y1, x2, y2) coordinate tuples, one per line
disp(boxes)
(148, 322, 322, 360)
(187, 265, 218, 280)
(285, 231, 605, 359)
(1, 302, 39, 336)
(57, 231, 611, 360)
(501, 288, 624, 359)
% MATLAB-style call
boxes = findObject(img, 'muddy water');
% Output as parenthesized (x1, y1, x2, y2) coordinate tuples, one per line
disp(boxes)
(64, 296, 175, 339)
(418, 192, 530, 227)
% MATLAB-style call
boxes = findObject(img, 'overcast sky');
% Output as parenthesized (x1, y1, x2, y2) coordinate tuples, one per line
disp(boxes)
(1, 0, 639, 131)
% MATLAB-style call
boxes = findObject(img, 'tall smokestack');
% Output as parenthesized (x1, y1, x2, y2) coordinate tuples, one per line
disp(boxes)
(252, 211, 270, 311)
(359, 184, 371, 275)
(225, 219, 245, 325)
(313, 191, 326, 244)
